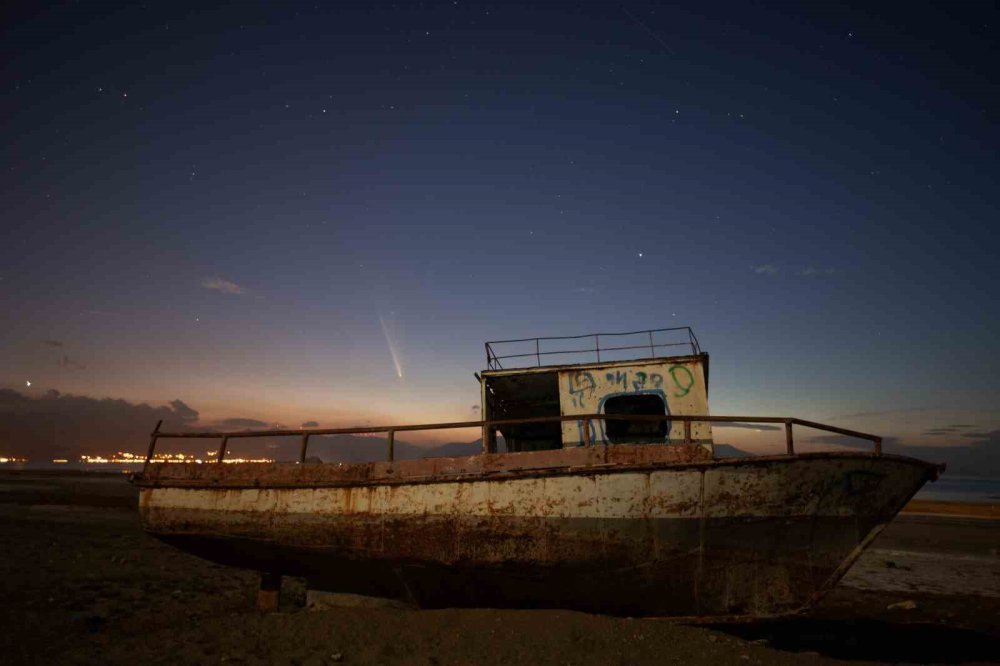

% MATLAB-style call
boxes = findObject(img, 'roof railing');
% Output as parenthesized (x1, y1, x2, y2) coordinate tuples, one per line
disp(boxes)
(141, 413, 883, 474)
(484, 327, 701, 370)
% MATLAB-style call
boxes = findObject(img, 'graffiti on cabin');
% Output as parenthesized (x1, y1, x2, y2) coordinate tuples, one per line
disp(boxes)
(567, 365, 696, 408)
(567, 371, 597, 408)
(559, 359, 712, 447)
(668, 365, 695, 397)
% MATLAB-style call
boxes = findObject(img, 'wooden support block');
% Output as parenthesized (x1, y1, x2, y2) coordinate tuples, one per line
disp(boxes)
(257, 572, 281, 612)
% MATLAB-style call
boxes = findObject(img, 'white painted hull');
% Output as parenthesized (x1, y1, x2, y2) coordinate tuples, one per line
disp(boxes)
(136, 450, 938, 618)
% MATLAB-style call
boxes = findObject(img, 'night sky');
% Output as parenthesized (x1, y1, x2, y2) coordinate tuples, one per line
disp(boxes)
(2, 1, 997, 455)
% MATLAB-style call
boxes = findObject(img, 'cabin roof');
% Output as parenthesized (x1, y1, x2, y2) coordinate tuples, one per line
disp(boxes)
(483, 326, 703, 373)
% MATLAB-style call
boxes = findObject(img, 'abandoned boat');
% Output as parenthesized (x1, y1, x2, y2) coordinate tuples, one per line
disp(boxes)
(132, 327, 942, 619)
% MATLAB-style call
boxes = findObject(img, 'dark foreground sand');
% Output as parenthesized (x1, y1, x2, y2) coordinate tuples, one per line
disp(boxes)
(1, 472, 997, 666)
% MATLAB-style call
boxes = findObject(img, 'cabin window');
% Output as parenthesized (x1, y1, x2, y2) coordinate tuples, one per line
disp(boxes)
(603, 394, 668, 444)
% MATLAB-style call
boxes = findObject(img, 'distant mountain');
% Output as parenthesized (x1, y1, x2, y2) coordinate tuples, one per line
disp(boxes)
(306, 436, 752, 463)
(803, 431, 1000, 478)
(421, 440, 482, 458)
(306, 434, 479, 464)
(712, 443, 752, 458)
(888, 434, 999, 477)
(6, 383, 987, 476)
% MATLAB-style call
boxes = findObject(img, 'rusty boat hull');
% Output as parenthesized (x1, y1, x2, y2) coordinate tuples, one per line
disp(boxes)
(134, 446, 939, 619)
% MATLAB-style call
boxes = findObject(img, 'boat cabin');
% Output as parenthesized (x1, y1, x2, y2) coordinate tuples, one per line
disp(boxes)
(479, 327, 712, 453)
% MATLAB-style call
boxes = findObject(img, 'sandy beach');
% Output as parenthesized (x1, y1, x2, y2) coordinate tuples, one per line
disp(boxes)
(1, 471, 997, 665)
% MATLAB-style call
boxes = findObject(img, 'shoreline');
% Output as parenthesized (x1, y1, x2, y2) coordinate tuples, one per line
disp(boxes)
(900, 498, 998, 520)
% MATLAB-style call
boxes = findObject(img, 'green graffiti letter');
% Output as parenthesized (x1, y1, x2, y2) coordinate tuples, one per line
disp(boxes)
(669, 365, 695, 398)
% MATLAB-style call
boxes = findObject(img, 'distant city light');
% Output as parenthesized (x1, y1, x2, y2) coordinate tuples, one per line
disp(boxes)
(6, 453, 278, 465)
(78, 452, 275, 464)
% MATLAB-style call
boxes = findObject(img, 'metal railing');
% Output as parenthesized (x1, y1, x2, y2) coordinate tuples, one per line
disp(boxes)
(142, 413, 882, 472)
(484, 327, 702, 370)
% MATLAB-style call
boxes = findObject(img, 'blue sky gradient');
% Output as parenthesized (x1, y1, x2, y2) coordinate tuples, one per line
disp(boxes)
(2, 1, 996, 450)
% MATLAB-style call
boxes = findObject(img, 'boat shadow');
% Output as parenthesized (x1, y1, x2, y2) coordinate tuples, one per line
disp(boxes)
(713, 618, 1000, 664)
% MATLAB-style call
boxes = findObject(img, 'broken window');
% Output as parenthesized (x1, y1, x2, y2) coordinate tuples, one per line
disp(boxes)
(484, 371, 562, 452)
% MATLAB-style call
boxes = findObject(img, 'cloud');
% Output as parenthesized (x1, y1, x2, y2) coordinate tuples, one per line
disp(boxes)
(750, 264, 838, 278)
(797, 266, 836, 277)
(802, 430, 1000, 476)
(39, 339, 85, 370)
(894, 430, 1000, 477)
(219, 418, 271, 429)
(922, 424, 984, 436)
(828, 408, 936, 419)
(169, 400, 199, 423)
(0, 389, 201, 459)
(805, 434, 901, 449)
(0, 390, 303, 461)
(712, 423, 781, 431)
(58, 354, 85, 370)
(971, 429, 1000, 444)
(201, 277, 244, 294)
(302, 420, 319, 428)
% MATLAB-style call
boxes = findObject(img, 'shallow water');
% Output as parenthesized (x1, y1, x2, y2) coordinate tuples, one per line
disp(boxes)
(915, 476, 1000, 503)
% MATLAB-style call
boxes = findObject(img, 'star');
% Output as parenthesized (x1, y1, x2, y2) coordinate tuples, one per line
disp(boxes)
(638, 252, 643, 258)
(25, 380, 31, 387)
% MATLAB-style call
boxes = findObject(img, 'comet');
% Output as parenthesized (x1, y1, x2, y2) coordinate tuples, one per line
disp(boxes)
(379, 315, 404, 379)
